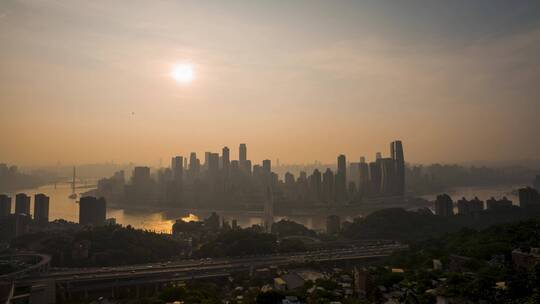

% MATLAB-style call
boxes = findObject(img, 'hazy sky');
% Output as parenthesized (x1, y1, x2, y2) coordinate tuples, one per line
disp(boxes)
(1, 0, 539, 166)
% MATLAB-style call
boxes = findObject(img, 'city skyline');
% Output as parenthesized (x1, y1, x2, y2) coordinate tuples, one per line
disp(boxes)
(1, 1, 540, 166)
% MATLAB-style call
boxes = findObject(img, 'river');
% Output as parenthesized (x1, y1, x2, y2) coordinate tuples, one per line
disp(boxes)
(6, 183, 525, 233)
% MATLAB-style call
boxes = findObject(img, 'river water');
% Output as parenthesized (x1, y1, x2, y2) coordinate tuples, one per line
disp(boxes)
(6, 183, 525, 233)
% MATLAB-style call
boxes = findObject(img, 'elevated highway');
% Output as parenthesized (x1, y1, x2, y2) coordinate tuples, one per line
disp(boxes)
(16, 241, 407, 301)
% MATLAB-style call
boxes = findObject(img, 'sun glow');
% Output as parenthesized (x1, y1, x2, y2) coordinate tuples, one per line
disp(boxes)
(171, 63, 194, 84)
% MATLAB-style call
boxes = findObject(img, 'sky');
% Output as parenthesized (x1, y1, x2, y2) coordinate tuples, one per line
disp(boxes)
(1, 0, 539, 166)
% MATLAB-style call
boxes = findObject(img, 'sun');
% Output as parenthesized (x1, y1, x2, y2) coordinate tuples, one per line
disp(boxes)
(171, 63, 194, 84)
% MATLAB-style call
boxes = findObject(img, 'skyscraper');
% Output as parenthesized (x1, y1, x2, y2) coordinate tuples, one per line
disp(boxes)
(348, 162, 361, 188)
(208, 153, 220, 177)
(322, 168, 335, 204)
(222, 146, 230, 172)
(171, 156, 183, 181)
(369, 161, 381, 196)
(189, 152, 200, 179)
(336, 154, 347, 203)
(15, 193, 30, 215)
(239, 143, 247, 162)
(34, 193, 50, 224)
(310, 169, 322, 201)
(204, 152, 211, 170)
(0, 194, 11, 217)
(262, 159, 271, 174)
(391, 140, 405, 196)
(379, 158, 396, 196)
(358, 158, 370, 195)
(79, 196, 106, 226)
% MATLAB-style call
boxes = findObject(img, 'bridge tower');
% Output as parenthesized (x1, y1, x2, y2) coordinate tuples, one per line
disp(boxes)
(263, 185, 274, 233)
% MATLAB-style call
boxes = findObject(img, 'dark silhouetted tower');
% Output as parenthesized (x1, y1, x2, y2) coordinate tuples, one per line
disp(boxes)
(208, 153, 219, 177)
(262, 159, 271, 174)
(15, 193, 30, 216)
(322, 168, 335, 204)
(222, 146, 230, 172)
(189, 152, 200, 179)
(239, 143, 247, 162)
(369, 161, 381, 196)
(0, 194, 11, 217)
(34, 193, 50, 224)
(379, 158, 396, 196)
(391, 140, 405, 196)
(171, 156, 183, 181)
(336, 154, 347, 203)
(79, 196, 106, 226)
(310, 169, 322, 201)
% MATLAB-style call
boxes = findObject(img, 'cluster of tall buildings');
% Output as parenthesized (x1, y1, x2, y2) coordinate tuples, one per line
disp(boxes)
(0, 193, 49, 239)
(97, 143, 279, 208)
(95, 140, 405, 209)
(0, 191, 108, 240)
(281, 140, 405, 205)
(0, 193, 49, 224)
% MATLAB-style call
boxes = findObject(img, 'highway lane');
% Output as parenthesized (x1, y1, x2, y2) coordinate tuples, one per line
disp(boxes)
(23, 243, 407, 284)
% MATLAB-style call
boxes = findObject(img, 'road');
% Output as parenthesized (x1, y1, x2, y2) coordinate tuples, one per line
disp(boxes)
(21, 241, 407, 286)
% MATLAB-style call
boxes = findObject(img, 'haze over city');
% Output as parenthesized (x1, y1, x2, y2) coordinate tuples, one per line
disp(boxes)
(3, 1, 540, 304)
(1, 0, 539, 166)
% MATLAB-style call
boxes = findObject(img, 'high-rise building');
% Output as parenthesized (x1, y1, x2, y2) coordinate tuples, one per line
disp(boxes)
(358, 159, 370, 195)
(79, 196, 106, 226)
(322, 168, 335, 204)
(222, 146, 230, 172)
(310, 169, 322, 201)
(336, 154, 347, 203)
(0, 195, 11, 217)
(208, 153, 220, 176)
(379, 158, 396, 196)
(263, 186, 274, 233)
(15, 193, 30, 216)
(204, 152, 211, 170)
(391, 140, 405, 196)
(243, 160, 252, 175)
(189, 152, 200, 179)
(434, 194, 453, 216)
(34, 193, 49, 224)
(132, 166, 151, 184)
(239, 143, 247, 162)
(171, 156, 183, 181)
(348, 162, 361, 188)
(369, 161, 381, 196)
(262, 159, 271, 174)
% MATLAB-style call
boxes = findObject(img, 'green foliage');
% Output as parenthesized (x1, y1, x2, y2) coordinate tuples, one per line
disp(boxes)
(158, 283, 221, 304)
(378, 219, 540, 303)
(196, 227, 277, 257)
(278, 238, 307, 253)
(342, 206, 540, 242)
(255, 291, 284, 304)
(11, 224, 185, 267)
(271, 219, 316, 238)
